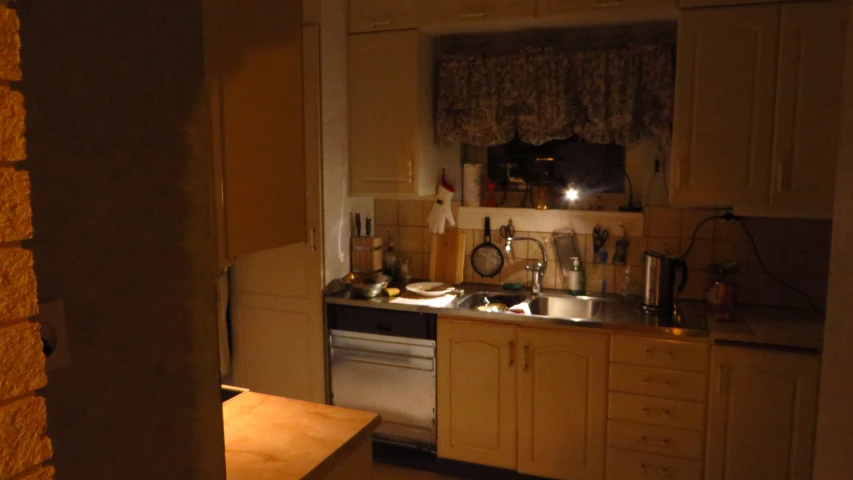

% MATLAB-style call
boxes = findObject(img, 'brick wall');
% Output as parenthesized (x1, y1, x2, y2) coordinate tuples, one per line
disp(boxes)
(0, 3, 53, 479)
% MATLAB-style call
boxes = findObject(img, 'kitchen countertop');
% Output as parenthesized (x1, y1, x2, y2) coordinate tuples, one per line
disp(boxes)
(325, 283, 825, 350)
(222, 392, 380, 479)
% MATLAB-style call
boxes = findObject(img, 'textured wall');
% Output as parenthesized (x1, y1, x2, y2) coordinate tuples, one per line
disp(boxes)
(19, 0, 225, 478)
(0, 2, 53, 479)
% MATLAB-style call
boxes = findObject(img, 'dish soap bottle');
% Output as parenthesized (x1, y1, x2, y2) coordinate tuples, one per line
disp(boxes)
(567, 257, 586, 296)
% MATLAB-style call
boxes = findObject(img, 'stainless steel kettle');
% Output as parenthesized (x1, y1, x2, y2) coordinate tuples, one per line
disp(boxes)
(642, 251, 689, 313)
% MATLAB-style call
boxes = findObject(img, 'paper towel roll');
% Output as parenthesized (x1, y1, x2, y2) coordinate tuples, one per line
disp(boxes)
(463, 163, 482, 207)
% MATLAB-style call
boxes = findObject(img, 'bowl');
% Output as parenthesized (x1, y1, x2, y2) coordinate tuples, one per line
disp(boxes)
(342, 272, 390, 298)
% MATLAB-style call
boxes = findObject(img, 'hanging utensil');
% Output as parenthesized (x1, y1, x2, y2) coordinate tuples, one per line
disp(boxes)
(592, 225, 610, 254)
(471, 217, 504, 278)
(354, 213, 362, 237)
(613, 226, 630, 265)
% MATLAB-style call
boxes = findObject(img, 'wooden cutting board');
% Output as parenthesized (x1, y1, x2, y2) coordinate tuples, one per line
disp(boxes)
(429, 229, 466, 284)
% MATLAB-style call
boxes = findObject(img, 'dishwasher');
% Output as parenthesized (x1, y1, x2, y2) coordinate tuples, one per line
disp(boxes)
(327, 304, 437, 451)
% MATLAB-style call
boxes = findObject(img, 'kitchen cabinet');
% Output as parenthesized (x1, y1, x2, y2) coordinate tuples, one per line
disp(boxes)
(705, 345, 820, 480)
(671, 2, 847, 218)
(517, 329, 608, 480)
(438, 317, 608, 478)
(420, 0, 536, 25)
(349, 30, 455, 197)
(670, 5, 780, 209)
(769, 1, 848, 215)
(538, 0, 675, 17)
(204, 0, 309, 262)
(349, 0, 419, 33)
(437, 319, 518, 469)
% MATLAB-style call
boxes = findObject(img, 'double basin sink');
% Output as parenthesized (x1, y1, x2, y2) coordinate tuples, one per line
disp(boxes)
(457, 291, 604, 321)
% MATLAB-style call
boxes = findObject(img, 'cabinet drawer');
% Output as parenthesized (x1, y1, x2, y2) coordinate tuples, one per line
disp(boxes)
(607, 420, 704, 460)
(609, 392, 706, 431)
(610, 364, 708, 402)
(349, 0, 419, 33)
(607, 448, 702, 480)
(611, 335, 710, 373)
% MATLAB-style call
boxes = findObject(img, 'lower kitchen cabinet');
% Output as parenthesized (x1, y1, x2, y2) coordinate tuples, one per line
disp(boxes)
(437, 317, 608, 479)
(705, 345, 821, 480)
(518, 329, 608, 480)
(437, 319, 518, 469)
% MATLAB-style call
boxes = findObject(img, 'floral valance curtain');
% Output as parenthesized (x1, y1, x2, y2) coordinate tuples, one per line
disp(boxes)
(436, 45, 674, 147)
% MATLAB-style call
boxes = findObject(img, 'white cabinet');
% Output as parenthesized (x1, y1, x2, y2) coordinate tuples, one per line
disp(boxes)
(670, 2, 847, 218)
(349, 0, 419, 33)
(705, 345, 821, 480)
(349, 30, 454, 196)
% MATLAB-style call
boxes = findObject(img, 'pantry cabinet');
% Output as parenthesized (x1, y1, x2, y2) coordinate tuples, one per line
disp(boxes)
(349, 30, 455, 196)
(437, 319, 518, 469)
(705, 345, 821, 480)
(438, 317, 609, 479)
(670, 2, 847, 218)
(517, 329, 608, 480)
(204, 0, 308, 262)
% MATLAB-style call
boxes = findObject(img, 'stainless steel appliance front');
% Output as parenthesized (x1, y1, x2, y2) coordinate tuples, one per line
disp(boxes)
(330, 329, 436, 448)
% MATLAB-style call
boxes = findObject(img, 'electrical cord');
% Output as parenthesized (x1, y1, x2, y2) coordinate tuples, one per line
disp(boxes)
(680, 212, 825, 317)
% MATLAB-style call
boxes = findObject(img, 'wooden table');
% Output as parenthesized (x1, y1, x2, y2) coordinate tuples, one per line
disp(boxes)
(223, 392, 380, 479)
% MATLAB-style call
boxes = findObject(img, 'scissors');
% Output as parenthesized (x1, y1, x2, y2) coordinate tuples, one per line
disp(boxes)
(592, 226, 610, 253)
(500, 220, 516, 240)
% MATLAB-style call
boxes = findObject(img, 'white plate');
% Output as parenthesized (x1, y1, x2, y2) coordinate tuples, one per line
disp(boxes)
(406, 282, 454, 297)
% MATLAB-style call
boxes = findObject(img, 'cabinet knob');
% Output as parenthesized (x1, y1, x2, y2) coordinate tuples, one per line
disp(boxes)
(640, 464, 671, 477)
(370, 20, 392, 28)
(645, 348, 674, 359)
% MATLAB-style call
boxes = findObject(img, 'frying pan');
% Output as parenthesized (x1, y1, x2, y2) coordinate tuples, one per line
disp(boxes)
(471, 217, 504, 278)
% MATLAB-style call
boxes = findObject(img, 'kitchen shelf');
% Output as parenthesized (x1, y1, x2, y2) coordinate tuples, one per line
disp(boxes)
(457, 207, 644, 235)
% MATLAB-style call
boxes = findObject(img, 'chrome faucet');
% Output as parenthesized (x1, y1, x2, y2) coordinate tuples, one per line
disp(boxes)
(504, 236, 548, 295)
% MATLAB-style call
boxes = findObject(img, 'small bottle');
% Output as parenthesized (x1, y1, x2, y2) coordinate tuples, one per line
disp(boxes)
(567, 257, 586, 296)
(620, 266, 633, 299)
(382, 239, 397, 278)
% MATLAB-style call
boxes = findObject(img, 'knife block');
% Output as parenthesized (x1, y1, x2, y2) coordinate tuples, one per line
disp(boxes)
(351, 236, 383, 275)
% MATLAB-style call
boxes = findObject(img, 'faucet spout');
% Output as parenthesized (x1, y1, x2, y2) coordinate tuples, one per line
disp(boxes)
(505, 236, 548, 294)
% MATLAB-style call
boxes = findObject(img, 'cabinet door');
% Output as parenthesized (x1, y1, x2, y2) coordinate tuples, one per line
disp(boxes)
(769, 1, 848, 216)
(437, 318, 517, 469)
(518, 329, 608, 480)
(349, 0, 419, 33)
(706, 346, 820, 480)
(349, 30, 419, 196)
(205, 0, 307, 260)
(422, 0, 534, 24)
(670, 6, 780, 208)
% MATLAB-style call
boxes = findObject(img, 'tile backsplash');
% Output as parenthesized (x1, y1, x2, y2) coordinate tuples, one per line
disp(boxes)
(374, 199, 832, 309)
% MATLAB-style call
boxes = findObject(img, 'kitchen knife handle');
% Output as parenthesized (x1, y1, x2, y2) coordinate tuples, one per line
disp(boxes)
(366, 217, 372, 237)
(354, 213, 362, 237)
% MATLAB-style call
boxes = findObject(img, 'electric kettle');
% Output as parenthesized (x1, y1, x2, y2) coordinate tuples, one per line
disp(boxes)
(642, 251, 689, 313)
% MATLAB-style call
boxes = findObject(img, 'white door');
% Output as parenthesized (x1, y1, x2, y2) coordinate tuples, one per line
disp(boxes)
(229, 25, 325, 403)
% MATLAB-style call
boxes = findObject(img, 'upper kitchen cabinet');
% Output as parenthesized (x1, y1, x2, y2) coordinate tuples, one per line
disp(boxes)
(350, 30, 455, 196)
(420, 0, 536, 25)
(538, 0, 675, 17)
(517, 329, 608, 480)
(670, 2, 846, 217)
(706, 345, 820, 480)
(437, 318, 518, 470)
(350, 0, 419, 33)
(670, 5, 780, 209)
(204, 0, 308, 261)
(769, 0, 847, 215)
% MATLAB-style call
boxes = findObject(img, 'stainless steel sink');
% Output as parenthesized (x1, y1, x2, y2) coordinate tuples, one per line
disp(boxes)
(527, 295, 600, 320)
(458, 292, 529, 310)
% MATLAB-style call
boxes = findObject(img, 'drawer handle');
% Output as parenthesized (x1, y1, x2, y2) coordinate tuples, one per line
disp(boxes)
(643, 378, 673, 389)
(641, 435, 671, 448)
(508, 340, 515, 368)
(643, 407, 671, 418)
(594, 1, 623, 7)
(645, 348, 674, 359)
(640, 464, 671, 477)
(460, 11, 487, 18)
(370, 20, 393, 27)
